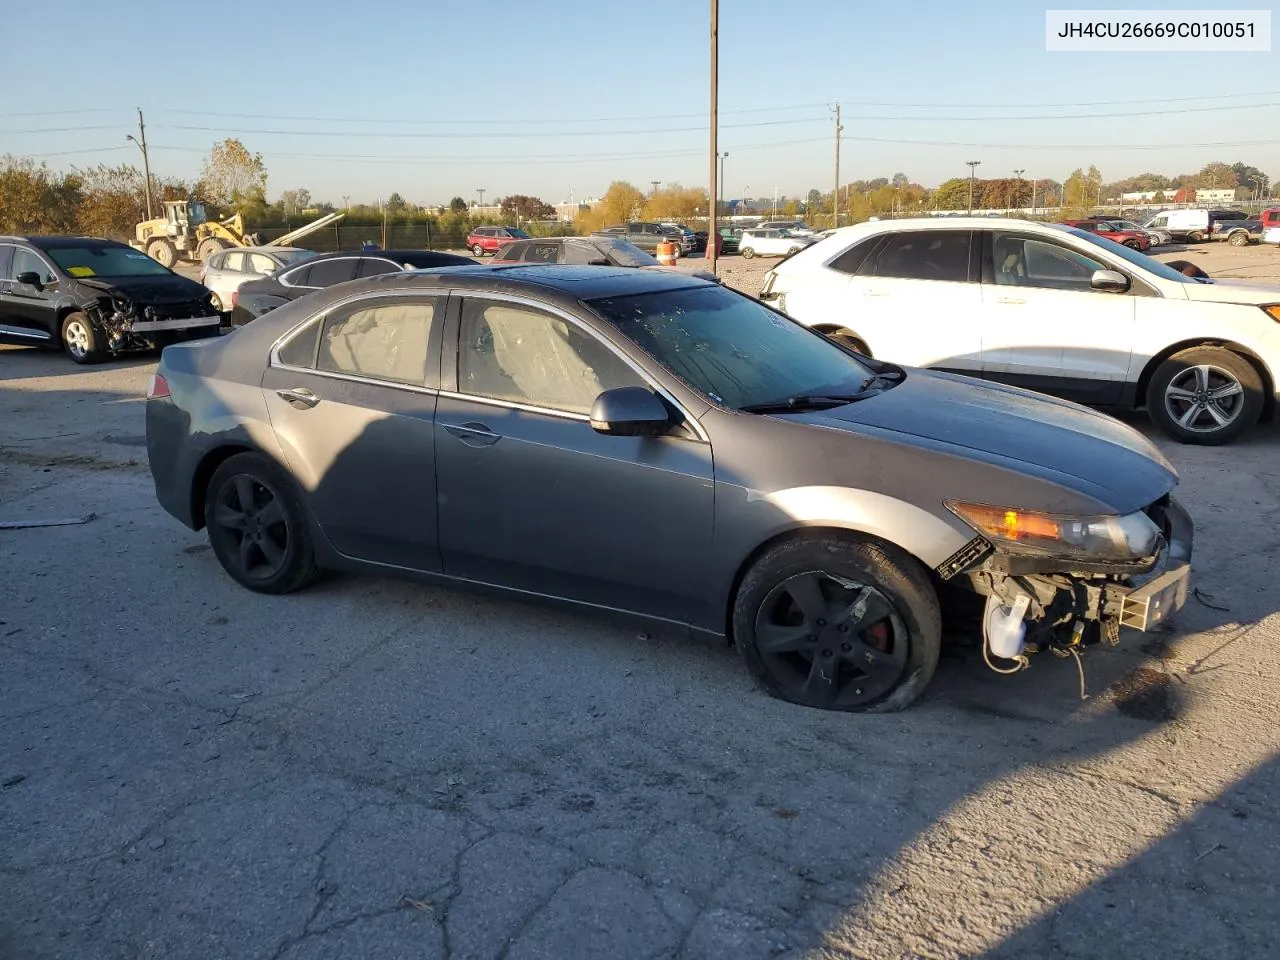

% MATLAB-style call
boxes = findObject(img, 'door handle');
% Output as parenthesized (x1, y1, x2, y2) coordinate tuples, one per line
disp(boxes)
(442, 421, 501, 447)
(277, 387, 320, 409)
(996, 297, 1026, 305)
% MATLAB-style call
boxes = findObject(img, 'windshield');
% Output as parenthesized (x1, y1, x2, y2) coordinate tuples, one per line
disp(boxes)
(186, 202, 208, 225)
(508, 228, 531, 239)
(42, 244, 173, 278)
(1066, 228, 1196, 283)
(589, 285, 874, 409)
(596, 237, 657, 268)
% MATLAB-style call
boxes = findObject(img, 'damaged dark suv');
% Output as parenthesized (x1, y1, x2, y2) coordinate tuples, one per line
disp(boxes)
(0, 236, 222, 363)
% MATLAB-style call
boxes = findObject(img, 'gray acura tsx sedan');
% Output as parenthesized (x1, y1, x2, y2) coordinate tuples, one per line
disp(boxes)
(146, 264, 1192, 711)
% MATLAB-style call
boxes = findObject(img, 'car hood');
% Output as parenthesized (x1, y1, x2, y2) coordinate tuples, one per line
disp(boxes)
(77, 274, 209, 303)
(1178, 277, 1280, 305)
(790, 369, 1177, 513)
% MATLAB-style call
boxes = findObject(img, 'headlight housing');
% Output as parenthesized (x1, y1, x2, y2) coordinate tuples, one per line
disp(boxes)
(946, 501, 1162, 562)
(1262, 304, 1280, 323)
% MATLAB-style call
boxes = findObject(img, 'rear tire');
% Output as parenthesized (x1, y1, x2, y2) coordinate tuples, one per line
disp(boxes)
(741, 247, 755, 259)
(1229, 231, 1250, 247)
(1124, 239, 1141, 249)
(1146, 346, 1263, 445)
(733, 534, 941, 712)
(471, 244, 485, 257)
(147, 239, 177, 267)
(204, 452, 319, 594)
(61, 311, 104, 364)
(831, 331, 870, 354)
(1188, 231, 1206, 243)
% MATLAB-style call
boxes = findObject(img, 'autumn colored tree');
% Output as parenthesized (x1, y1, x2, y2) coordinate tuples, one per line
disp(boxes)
(0, 156, 81, 233)
(198, 138, 267, 212)
(642, 183, 708, 222)
(73, 163, 149, 239)
(574, 181, 646, 233)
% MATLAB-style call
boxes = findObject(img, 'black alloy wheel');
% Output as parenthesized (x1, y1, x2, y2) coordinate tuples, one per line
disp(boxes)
(204, 452, 318, 593)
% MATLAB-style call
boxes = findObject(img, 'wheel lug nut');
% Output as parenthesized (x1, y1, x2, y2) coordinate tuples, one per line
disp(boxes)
(841, 642, 852, 652)
(806, 634, 817, 642)
(837, 624, 848, 633)
(822, 649, 833, 658)
(815, 619, 827, 627)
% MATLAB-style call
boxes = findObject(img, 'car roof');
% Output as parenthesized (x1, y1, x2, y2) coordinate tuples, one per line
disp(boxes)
(819, 216, 1080, 237)
(16, 236, 125, 248)
(397, 263, 711, 297)
(235, 245, 308, 254)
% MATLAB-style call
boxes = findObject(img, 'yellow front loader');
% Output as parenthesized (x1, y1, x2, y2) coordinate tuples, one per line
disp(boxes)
(132, 200, 256, 267)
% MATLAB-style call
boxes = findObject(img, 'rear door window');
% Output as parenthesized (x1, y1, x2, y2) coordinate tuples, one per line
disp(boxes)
(358, 258, 402, 278)
(306, 258, 359, 288)
(866, 230, 973, 282)
(223, 251, 248, 273)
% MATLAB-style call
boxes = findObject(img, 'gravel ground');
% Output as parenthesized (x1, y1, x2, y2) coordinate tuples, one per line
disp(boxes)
(2, 242, 1280, 959)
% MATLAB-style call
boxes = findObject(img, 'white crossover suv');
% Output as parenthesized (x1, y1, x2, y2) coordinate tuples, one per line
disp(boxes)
(760, 217, 1280, 444)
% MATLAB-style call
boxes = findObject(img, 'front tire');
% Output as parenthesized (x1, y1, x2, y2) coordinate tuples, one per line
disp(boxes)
(741, 247, 755, 259)
(204, 452, 319, 594)
(198, 237, 228, 261)
(1124, 239, 1141, 250)
(733, 534, 941, 712)
(1146, 346, 1263, 445)
(147, 238, 177, 267)
(471, 244, 485, 257)
(61, 312, 104, 364)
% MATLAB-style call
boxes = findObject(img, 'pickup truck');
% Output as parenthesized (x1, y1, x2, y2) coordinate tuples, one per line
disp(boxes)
(1210, 219, 1264, 246)
(593, 223, 691, 257)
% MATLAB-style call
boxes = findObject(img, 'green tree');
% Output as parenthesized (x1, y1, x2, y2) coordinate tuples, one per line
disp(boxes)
(806, 188, 823, 207)
(500, 194, 556, 221)
(1061, 166, 1103, 215)
(0, 156, 81, 233)
(1196, 161, 1238, 189)
(385, 192, 407, 212)
(449, 196, 468, 214)
(279, 188, 311, 216)
(198, 138, 267, 212)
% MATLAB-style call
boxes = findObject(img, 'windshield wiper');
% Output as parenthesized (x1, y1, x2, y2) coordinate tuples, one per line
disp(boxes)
(740, 394, 865, 413)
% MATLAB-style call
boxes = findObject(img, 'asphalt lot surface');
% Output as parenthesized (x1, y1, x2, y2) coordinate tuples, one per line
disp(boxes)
(3, 241, 1280, 959)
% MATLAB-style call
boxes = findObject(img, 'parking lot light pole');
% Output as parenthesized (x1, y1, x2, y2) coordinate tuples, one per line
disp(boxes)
(1013, 168, 1024, 212)
(966, 160, 980, 215)
(708, 0, 719, 274)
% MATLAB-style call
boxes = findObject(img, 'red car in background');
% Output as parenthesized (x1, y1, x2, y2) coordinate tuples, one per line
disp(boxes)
(1063, 219, 1151, 251)
(465, 226, 531, 257)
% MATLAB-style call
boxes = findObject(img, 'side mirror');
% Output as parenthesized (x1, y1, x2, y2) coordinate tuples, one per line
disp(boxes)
(16, 271, 43, 289)
(1091, 269, 1129, 292)
(589, 386, 672, 437)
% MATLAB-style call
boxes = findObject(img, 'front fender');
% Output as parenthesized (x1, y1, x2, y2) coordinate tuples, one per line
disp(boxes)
(748, 485, 975, 569)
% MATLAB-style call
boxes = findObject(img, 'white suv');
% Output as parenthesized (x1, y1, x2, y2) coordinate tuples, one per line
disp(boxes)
(738, 229, 816, 259)
(761, 217, 1280, 445)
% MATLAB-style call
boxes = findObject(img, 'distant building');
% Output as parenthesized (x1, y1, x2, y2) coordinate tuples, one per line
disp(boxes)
(1195, 188, 1237, 204)
(1121, 190, 1160, 202)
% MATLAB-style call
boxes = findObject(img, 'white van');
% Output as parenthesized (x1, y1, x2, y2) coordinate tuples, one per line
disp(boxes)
(1144, 210, 1210, 242)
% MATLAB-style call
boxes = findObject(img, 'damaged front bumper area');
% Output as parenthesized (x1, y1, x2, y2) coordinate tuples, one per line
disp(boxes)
(84, 298, 222, 353)
(942, 496, 1193, 666)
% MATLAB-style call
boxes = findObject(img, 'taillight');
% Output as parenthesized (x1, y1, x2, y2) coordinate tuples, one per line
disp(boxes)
(147, 373, 170, 400)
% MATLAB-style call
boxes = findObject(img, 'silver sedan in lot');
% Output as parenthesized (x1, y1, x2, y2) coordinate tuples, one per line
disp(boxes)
(145, 265, 1192, 711)
(199, 245, 315, 311)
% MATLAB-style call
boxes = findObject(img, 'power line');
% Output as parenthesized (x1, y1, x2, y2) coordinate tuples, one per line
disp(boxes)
(837, 100, 1280, 122)
(148, 136, 832, 165)
(152, 117, 825, 139)
(18, 145, 132, 158)
(0, 108, 117, 118)
(842, 134, 1280, 150)
(0, 124, 122, 135)
(149, 89, 1280, 125)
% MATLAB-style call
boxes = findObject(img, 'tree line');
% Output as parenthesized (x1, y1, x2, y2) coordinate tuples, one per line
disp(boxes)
(2, 140, 1274, 241)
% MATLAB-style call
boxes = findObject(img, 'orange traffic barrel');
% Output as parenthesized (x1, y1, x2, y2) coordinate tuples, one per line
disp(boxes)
(655, 240, 676, 266)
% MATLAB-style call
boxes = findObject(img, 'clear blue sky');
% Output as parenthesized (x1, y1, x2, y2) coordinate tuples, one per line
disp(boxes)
(5, 0, 1277, 205)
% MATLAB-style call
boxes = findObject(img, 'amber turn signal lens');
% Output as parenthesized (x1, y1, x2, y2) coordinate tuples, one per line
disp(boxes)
(1263, 304, 1280, 323)
(953, 504, 1060, 542)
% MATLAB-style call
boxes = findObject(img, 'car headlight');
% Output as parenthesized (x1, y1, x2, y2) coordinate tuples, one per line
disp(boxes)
(946, 501, 1162, 562)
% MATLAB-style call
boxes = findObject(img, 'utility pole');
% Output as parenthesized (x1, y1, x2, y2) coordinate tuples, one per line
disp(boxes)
(708, 0, 719, 274)
(125, 108, 154, 221)
(476, 188, 485, 210)
(832, 103, 842, 228)
(1013, 169, 1024, 212)
(966, 160, 981, 215)
(717, 152, 728, 218)
(651, 180, 661, 197)
(773, 186, 778, 219)
(1030, 179, 1037, 217)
